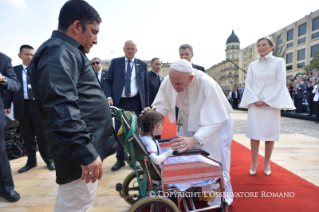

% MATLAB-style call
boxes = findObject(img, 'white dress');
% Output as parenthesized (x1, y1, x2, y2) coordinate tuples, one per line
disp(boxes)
(239, 52, 295, 141)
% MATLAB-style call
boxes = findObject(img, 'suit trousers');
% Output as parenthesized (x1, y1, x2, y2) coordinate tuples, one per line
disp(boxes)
(232, 98, 238, 109)
(0, 125, 15, 195)
(315, 101, 319, 122)
(115, 94, 142, 162)
(19, 102, 52, 166)
(307, 96, 314, 115)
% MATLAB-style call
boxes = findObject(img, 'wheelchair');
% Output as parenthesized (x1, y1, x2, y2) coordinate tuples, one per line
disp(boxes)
(110, 106, 230, 212)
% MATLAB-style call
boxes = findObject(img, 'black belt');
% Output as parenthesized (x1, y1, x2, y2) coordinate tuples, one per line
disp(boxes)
(24, 100, 35, 105)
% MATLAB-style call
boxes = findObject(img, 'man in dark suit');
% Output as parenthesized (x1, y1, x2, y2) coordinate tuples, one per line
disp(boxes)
(179, 44, 205, 72)
(27, 1, 118, 210)
(306, 78, 315, 116)
(0, 52, 21, 202)
(91, 57, 107, 90)
(104, 40, 149, 171)
(231, 87, 239, 109)
(148, 58, 162, 106)
(295, 80, 306, 113)
(3, 45, 54, 173)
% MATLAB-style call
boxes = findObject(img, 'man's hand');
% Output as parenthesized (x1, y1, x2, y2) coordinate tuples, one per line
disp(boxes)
(254, 101, 263, 107)
(0, 73, 3, 82)
(107, 98, 113, 106)
(170, 136, 199, 153)
(4, 109, 11, 115)
(80, 156, 103, 184)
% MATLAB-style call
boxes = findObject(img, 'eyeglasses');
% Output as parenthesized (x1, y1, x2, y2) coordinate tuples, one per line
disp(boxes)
(92, 62, 100, 65)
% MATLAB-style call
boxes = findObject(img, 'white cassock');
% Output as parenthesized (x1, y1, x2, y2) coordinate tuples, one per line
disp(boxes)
(152, 68, 234, 205)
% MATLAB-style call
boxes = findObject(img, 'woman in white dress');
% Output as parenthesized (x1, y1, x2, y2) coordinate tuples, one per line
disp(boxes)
(239, 37, 295, 176)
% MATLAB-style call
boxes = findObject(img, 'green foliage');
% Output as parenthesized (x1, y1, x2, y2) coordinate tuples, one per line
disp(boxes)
(304, 52, 319, 72)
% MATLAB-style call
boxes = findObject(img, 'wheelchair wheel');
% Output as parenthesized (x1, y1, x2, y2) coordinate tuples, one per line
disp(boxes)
(128, 196, 179, 212)
(122, 169, 145, 205)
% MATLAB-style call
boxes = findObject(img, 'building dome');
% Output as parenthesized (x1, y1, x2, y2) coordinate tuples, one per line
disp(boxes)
(226, 30, 240, 44)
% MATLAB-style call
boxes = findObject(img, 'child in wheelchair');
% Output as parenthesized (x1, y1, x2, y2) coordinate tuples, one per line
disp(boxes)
(139, 110, 178, 165)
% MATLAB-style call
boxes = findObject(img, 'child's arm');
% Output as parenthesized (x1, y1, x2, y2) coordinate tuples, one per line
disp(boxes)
(149, 148, 174, 165)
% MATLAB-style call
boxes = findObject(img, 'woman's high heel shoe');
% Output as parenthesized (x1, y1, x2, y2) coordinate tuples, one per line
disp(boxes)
(264, 170, 271, 176)
(249, 164, 258, 176)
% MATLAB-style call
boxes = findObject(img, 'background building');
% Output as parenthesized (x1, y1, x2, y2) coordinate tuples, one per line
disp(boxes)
(207, 9, 319, 90)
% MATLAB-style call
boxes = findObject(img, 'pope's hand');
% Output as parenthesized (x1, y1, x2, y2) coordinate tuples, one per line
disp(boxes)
(254, 101, 263, 107)
(140, 107, 156, 116)
(170, 136, 199, 153)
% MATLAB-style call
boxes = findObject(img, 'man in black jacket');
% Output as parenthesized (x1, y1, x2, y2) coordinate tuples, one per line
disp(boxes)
(148, 58, 162, 106)
(3, 45, 54, 173)
(27, 0, 118, 211)
(0, 52, 21, 202)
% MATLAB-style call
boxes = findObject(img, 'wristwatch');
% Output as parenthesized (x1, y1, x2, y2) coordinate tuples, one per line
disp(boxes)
(0, 76, 7, 83)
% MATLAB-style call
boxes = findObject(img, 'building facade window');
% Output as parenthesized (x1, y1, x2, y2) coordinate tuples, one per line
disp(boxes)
(287, 29, 294, 41)
(312, 17, 319, 31)
(249, 55, 252, 59)
(229, 54, 232, 59)
(298, 37, 306, 44)
(286, 65, 293, 70)
(249, 48, 252, 53)
(234, 54, 237, 59)
(297, 49, 305, 61)
(287, 42, 293, 48)
(298, 23, 307, 36)
(311, 44, 319, 57)
(311, 31, 319, 39)
(244, 50, 247, 55)
(286, 53, 293, 64)
(297, 62, 305, 68)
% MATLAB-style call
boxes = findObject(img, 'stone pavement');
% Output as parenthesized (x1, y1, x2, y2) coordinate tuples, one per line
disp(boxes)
(0, 110, 318, 211)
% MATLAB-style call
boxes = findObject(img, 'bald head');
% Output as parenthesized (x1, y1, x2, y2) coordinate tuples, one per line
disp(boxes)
(123, 40, 137, 60)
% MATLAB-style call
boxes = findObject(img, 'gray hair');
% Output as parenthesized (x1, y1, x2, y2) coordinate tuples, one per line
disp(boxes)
(91, 57, 101, 62)
(179, 44, 193, 53)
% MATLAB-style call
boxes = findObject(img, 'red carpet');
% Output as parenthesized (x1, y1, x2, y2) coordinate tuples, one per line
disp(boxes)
(161, 116, 319, 212)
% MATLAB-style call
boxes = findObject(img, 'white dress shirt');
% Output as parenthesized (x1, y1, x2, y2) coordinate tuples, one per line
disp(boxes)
(96, 67, 102, 82)
(121, 57, 138, 97)
(22, 64, 30, 99)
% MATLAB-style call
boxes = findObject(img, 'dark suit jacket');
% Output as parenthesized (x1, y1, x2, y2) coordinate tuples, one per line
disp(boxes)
(297, 83, 306, 98)
(104, 57, 149, 108)
(0, 53, 20, 146)
(99, 69, 107, 90)
(192, 63, 205, 72)
(148, 70, 162, 106)
(231, 91, 238, 99)
(3, 65, 29, 120)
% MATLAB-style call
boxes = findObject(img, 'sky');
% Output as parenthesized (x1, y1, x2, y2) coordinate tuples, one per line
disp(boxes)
(1, 0, 318, 69)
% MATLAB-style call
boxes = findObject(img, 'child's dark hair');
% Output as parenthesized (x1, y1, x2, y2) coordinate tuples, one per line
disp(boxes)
(140, 111, 164, 143)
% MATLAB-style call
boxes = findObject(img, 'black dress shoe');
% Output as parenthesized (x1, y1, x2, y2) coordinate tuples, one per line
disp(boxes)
(111, 160, 125, 171)
(18, 164, 37, 173)
(47, 162, 55, 171)
(0, 190, 20, 202)
(130, 162, 142, 170)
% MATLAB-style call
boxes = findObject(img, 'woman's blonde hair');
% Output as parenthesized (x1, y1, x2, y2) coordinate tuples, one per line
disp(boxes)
(256, 36, 275, 51)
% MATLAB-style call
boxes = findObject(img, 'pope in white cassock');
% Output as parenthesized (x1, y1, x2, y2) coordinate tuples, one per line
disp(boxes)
(149, 59, 234, 206)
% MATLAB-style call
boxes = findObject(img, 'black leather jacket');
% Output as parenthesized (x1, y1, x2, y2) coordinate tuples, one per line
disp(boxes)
(28, 31, 118, 184)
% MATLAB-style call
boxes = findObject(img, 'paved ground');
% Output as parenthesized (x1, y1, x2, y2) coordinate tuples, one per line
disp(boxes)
(0, 110, 318, 211)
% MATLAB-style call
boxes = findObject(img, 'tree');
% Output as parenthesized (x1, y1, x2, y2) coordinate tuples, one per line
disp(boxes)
(304, 52, 319, 73)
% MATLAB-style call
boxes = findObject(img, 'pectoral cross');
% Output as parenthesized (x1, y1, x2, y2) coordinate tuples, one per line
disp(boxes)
(176, 116, 183, 132)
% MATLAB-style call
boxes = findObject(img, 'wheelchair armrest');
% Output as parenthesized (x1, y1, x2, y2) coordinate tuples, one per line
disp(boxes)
(158, 137, 177, 143)
(173, 149, 210, 156)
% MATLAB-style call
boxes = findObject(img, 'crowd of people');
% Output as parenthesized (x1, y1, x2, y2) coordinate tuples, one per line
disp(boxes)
(0, 0, 317, 211)
(286, 70, 319, 123)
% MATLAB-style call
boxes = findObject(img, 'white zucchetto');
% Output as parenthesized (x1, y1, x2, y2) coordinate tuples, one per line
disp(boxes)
(170, 59, 195, 74)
